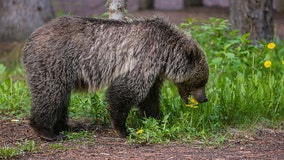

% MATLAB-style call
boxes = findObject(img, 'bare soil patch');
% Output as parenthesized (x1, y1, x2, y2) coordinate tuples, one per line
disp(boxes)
(1, 116, 283, 159)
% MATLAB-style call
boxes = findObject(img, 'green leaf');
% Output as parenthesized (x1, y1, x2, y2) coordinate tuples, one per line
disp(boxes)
(186, 18, 194, 25)
(0, 64, 6, 77)
(241, 33, 250, 43)
(225, 52, 235, 59)
(211, 57, 222, 64)
(180, 23, 188, 29)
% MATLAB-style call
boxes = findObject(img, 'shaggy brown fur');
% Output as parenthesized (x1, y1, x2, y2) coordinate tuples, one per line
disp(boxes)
(22, 16, 209, 141)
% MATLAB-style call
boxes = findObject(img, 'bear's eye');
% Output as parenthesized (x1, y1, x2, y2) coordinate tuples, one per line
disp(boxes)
(198, 79, 207, 87)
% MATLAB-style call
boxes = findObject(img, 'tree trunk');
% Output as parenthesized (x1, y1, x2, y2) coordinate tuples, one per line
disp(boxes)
(229, 0, 274, 42)
(107, 0, 127, 20)
(0, 0, 55, 42)
(138, 0, 154, 10)
(274, 0, 284, 12)
(184, 0, 203, 7)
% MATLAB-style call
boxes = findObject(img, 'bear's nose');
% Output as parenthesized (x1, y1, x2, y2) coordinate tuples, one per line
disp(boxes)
(203, 98, 208, 102)
(199, 97, 208, 103)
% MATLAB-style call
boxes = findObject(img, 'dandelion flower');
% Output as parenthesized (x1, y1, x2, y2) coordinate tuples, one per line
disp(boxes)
(186, 97, 199, 108)
(264, 60, 272, 68)
(282, 60, 284, 65)
(136, 129, 144, 134)
(190, 97, 199, 105)
(267, 43, 275, 49)
(186, 104, 199, 108)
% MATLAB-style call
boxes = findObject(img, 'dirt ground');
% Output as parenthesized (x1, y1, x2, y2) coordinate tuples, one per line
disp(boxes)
(1, 3, 284, 160)
(0, 117, 283, 159)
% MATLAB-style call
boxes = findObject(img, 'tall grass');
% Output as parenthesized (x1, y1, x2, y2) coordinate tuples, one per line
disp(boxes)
(0, 18, 283, 144)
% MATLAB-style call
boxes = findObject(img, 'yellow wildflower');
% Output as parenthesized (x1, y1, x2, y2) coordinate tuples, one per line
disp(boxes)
(186, 104, 199, 108)
(186, 97, 199, 108)
(190, 97, 199, 105)
(282, 60, 284, 65)
(264, 60, 272, 68)
(136, 129, 144, 134)
(267, 42, 275, 49)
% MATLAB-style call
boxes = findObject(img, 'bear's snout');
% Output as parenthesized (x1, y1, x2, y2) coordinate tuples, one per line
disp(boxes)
(193, 95, 208, 103)
(199, 97, 208, 103)
(191, 87, 208, 103)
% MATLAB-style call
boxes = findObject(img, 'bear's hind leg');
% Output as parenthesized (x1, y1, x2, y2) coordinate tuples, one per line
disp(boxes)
(53, 94, 71, 134)
(29, 82, 71, 141)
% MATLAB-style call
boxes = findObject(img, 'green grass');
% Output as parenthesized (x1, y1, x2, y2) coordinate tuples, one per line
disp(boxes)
(0, 140, 37, 159)
(49, 143, 67, 151)
(0, 146, 19, 159)
(0, 18, 283, 145)
(0, 64, 30, 118)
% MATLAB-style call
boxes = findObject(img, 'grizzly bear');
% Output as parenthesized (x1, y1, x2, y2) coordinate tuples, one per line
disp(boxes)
(22, 16, 209, 141)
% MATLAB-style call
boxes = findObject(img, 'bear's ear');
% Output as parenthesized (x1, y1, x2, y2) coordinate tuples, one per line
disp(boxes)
(185, 43, 201, 62)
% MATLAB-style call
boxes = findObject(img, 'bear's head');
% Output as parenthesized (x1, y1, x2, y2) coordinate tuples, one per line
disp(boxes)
(175, 77, 208, 104)
(166, 37, 209, 104)
(175, 59, 208, 103)
(177, 40, 209, 104)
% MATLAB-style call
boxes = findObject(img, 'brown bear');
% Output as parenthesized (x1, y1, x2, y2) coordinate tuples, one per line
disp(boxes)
(22, 16, 209, 141)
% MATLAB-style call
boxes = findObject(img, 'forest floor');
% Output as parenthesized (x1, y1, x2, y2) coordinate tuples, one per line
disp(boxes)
(1, 4, 284, 160)
(1, 117, 284, 159)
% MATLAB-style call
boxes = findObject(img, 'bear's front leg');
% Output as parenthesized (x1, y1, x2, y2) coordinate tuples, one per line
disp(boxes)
(138, 78, 162, 118)
(106, 77, 139, 137)
(109, 108, 130, 137)
(106, 90, 133, 137)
